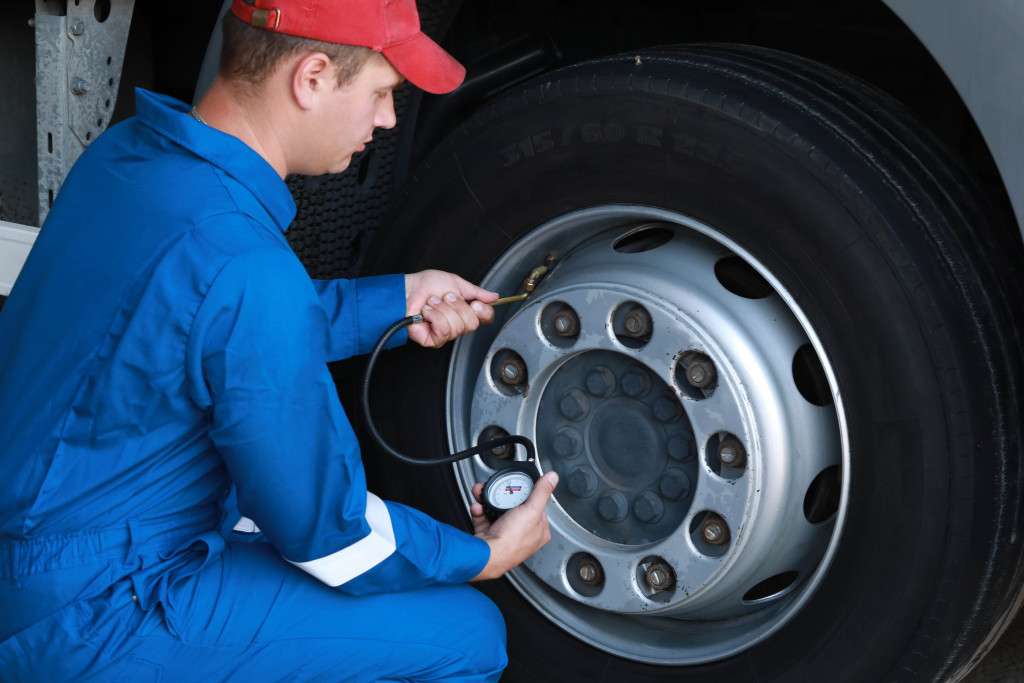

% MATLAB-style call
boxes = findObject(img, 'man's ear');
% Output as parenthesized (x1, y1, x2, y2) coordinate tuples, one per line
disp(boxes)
(292, 52, 334, 110)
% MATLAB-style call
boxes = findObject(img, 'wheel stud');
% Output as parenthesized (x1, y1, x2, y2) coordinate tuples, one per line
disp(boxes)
(552, 427, 582, 458)
(718, 436, 747, 469)
(652, 395, 681, 422)
(701, 514, 730, 545)
(645, 559, 676, 592)
(484, 427, 512, 459)
(598, 490, 629, 522)
(500, 357, 526, 385)
(553, 307, 580, 337)
(585, 366, 615, 397)
(623, 305, 652, 338)
(633, 491, 664, 523)
(667, 431, 695, 462)
(685, 353, 717, 389)
(659, 467, 691, 500)
(621, 367, 650, 398)
(577, 556, 604, 586)
(559, 389, 590, 421)
(567, 467, 598, 498)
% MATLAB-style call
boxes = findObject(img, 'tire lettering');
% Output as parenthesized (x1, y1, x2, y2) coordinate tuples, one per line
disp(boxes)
(499, 143, 519, 168)
(603, 122, 624, 142)
(532, 131, 555, 154)
(672, 133, 696, 155)
(672, 133, 743, 176)
(560, 125, 575, 147)
(583, 122, 626, 143)
(500, 132, 555, 167)
(517, 136, 535, 158)
(497, 123, 742, 176)
(582, 122, 604, 143)
(637, 124, 662, 147)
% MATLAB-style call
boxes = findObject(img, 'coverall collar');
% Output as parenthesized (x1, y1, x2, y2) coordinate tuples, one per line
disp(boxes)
(133, 88, 297, 233)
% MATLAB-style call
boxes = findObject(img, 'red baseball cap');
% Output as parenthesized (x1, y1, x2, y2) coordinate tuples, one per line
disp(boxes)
(230, 0, 466, 94)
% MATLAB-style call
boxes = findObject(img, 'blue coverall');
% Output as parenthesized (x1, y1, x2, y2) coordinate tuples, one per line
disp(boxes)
(0, 89, 505, 682)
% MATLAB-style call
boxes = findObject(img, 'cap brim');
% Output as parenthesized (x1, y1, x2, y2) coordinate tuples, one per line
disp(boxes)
(383, 33, 466, 95)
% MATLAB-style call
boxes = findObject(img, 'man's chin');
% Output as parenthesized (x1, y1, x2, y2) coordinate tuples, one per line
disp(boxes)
(324, 158, 353, 175)
(299, 158, 352, 177)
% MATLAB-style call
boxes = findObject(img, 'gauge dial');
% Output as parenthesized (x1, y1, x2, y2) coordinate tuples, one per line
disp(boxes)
(482, 463, 539, 520)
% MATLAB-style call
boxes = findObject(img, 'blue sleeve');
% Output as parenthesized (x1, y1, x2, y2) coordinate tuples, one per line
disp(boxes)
(191, 247, 489, 593)
(311, 274, 409, 361)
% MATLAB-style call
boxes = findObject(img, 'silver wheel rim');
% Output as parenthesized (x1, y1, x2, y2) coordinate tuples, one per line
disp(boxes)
(447, 206, 850, 664)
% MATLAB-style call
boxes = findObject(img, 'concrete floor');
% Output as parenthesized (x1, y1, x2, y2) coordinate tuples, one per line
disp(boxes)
(964, 612, 1024, 682)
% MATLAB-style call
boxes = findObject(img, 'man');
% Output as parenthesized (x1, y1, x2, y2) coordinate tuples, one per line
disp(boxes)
(0, 0, 557, 680)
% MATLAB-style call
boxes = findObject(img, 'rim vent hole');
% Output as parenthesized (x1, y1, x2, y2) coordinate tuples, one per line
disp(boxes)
(793, 344, 832, 406)
(742, 571, 800, 603)
(715, 256, 773, 299)
(613, 224, 674, 253)
(804, 465, 842, 524)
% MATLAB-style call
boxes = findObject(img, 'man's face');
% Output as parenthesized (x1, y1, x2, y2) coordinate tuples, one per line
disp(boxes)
(309, 55, 402, 175)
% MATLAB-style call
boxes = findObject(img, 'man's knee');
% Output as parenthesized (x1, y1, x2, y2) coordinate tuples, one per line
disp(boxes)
(439, 585, 508, 676)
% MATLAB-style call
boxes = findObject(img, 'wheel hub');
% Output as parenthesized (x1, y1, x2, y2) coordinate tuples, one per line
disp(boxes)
(538, 349, 695, 545)
(446, 207, 846, 664)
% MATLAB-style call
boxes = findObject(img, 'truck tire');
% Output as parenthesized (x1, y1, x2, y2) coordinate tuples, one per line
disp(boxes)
(365, 45, 1024, 681)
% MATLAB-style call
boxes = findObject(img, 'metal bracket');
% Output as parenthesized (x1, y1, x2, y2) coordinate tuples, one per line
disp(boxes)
(35, 0, 135, 225)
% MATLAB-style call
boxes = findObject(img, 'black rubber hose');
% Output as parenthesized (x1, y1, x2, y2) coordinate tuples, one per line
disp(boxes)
(361, 315, 536, 466)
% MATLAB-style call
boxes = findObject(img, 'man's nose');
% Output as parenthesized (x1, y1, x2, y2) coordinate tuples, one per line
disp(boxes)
(376, 99, 397, 130)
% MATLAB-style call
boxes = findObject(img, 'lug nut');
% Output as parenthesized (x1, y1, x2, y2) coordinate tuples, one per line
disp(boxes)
(701, 515, 730, 546)
(483, 427, 511, 459)
(567, 467, 598, 498)
(645, 560, 676, 592)
(577, 556, 603, 586)
(559, 389, 589, 421)
(598, 490, 629, 522)
(633, 491, 664, 523)
(659, 467, 691, 501)
(499, 357, 526, 385)
(718, 436, 747, 469)
(585, 366, 615, 397)
(621, 367, 650, 398)
(552, 427, 582, 458)
(667, 431, 695, 462)
(652, 395, 681, 423)
(623, 305, 652, 338)
(685, 353, 717, 389)
(552, 307, 580, 337)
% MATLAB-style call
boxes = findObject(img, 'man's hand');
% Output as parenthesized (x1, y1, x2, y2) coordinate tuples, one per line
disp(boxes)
(470, 471, 559, 581)
(405, 270, 499, 348)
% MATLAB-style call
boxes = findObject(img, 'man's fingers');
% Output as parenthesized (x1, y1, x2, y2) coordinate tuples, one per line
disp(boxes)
(525, 471, 558, 511)
(443, 292, 480, 334)
(419, 298, 453, 343)
(470, 299, 495, 325)
(470, 501, 490, 535)
(459, 281, 500, 306)
(418, 292, 486, 346)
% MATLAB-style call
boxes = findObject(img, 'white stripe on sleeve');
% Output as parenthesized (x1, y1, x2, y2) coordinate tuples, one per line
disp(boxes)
(286, 492, 397, 587)
(233, 516, 261, 533)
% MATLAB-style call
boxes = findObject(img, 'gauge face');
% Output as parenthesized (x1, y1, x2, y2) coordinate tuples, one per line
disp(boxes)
(485, 469, 535, 510)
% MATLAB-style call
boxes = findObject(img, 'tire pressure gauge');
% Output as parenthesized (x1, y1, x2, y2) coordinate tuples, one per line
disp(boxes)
(482, 461, 539, 521)
(363, 314, 545, 523)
